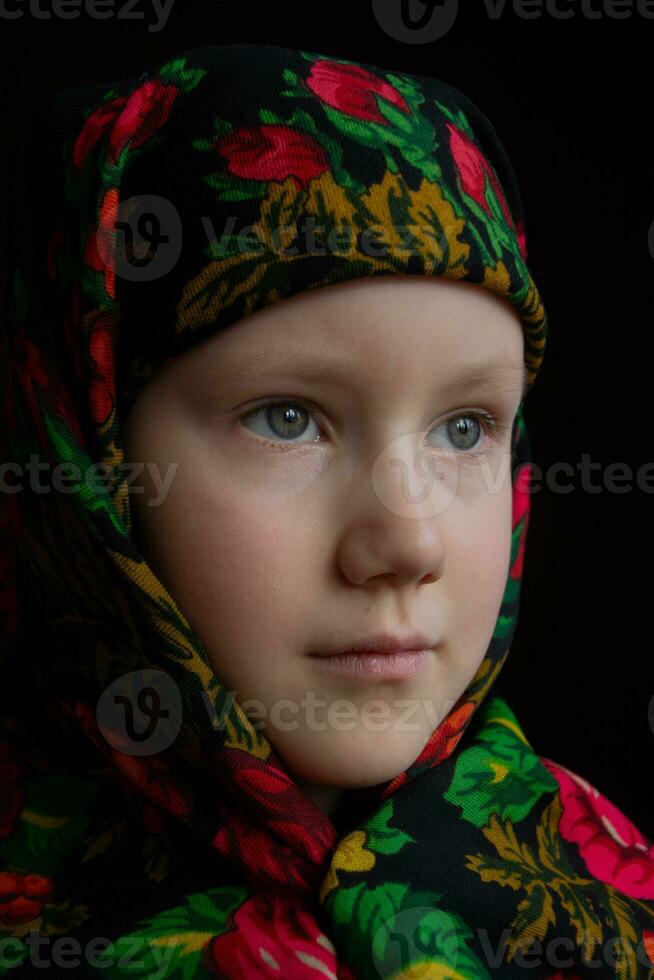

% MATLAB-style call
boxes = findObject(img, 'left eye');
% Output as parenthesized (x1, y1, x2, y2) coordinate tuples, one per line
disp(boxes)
(435, 415, 483, 452)
(239, 401, 497, 452)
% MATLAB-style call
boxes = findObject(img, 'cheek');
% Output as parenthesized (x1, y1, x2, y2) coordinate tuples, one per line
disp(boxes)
(446, 480, 514, 648)
(132, 442, 317, 683)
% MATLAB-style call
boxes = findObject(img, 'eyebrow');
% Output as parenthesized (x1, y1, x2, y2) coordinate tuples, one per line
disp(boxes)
(211, 350, 529, 399)
(443, 358, 530, 399)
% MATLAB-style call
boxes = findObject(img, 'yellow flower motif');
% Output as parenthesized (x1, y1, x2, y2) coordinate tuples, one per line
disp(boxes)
(482, 258, 512, 295)
(390, 964, 469, 979)
(319, 830, 376, 903)
(488, 761, 510, 783)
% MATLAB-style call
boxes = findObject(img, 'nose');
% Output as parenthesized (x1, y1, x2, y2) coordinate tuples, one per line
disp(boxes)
(336, 451, 447, 588)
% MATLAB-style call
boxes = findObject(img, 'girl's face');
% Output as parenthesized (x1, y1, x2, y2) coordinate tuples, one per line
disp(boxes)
(123, 275, 526, 809)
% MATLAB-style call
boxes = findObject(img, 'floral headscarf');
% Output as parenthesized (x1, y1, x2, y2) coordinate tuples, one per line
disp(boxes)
(1, 41, 653, 979)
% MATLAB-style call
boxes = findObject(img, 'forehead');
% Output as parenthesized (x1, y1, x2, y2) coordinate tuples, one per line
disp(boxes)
(177, 276, 526, 393)
(208, 346, 527, 396)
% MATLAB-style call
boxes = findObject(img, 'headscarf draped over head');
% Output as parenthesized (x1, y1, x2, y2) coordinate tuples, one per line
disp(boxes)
(1, 42, 653, 980)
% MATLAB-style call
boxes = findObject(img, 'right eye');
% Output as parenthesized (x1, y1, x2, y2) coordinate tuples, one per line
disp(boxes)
(239, 400, 323, 446)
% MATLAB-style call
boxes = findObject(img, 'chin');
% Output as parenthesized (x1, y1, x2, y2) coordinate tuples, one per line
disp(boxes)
(270, 727, 431, 789)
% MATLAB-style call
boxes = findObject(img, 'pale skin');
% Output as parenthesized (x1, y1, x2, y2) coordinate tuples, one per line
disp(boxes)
(122, 275, 526, 822)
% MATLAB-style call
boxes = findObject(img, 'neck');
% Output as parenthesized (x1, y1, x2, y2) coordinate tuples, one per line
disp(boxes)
(295, 779, 382, 835)
(295, 779, 345, 821)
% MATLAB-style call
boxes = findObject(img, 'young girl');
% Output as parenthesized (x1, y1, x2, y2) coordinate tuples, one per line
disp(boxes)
(1, 41, 652, 979)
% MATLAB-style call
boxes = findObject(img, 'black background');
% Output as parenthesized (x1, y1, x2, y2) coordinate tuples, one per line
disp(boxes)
(0, 1, 652, 835)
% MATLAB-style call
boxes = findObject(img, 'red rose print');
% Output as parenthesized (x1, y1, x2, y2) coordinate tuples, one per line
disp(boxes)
(214, 760, 335, 873)
(67, 701, 108, 756)
(0, 740, 23, 841)
(433, 699, 477, 762)
(515, 219, 528, 260)
(110, 751, 193, 822)
(13, 331, 86, 450)
(73, 95, 128, 171)
(107, 79, 179, 165)
(510, 462, 532, 579)
(216, 125, 330, 191)
(509, 526, 527, 581)
(542, 758, 654, 899)
(139, 798, 167, 835)
(0, 870, 54, 926)
(87, 313, 116, 427)
(213, 810, 313, 890)
(380, 699, 477, 801)
(203, 890, 340, 978)
(84, 186, 119, 300)
(512, 461, 531, 529)
(447, 123, 515, 230)
(72, 79, 177, 172)
(337, 960, 359, 979)
(306, 60, 411, 125)
(644, 931, 654, 967)
(67, 701, 191, 821)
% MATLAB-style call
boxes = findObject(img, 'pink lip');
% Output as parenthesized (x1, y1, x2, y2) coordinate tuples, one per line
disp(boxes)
(308, 649, 430, 680)
(310, 632, 437, 657)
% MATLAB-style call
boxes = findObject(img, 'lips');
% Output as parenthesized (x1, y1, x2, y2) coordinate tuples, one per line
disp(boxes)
(309, 632, 437, 658)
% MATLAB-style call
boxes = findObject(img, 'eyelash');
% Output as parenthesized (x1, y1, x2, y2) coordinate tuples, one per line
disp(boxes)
(237, 398, 508, 458)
